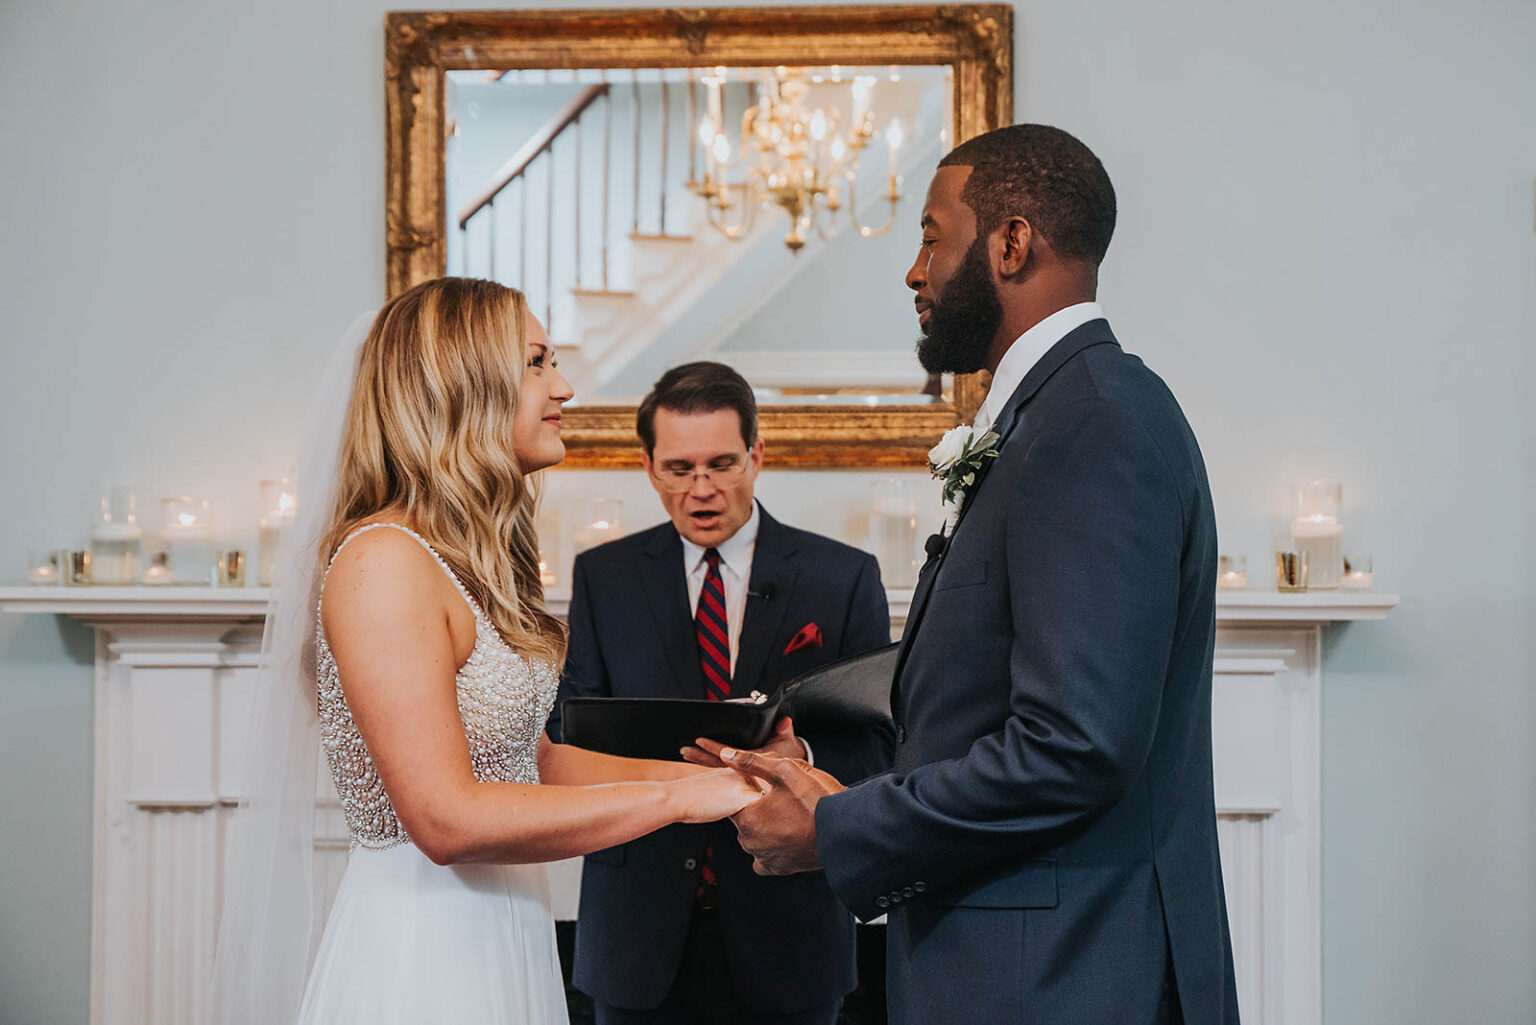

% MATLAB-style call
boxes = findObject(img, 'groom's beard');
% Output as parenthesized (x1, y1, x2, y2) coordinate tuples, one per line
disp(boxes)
(916, 236, 1004, 375)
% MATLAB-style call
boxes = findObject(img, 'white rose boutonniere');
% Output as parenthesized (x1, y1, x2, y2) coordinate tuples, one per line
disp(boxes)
(928, 409, 1000, 530)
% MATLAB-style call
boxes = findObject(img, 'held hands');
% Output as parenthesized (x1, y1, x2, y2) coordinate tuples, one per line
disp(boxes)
(690, 736, 845, 876)
(668, 768, 764, 824)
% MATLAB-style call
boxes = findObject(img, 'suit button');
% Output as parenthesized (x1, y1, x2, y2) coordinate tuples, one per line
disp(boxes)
(913, 881, 927, 893)
(902, 887, 915, 899)
(896, 725, 907, 744)
(875, 896, 890, 909)
(683, 858, 698, 871)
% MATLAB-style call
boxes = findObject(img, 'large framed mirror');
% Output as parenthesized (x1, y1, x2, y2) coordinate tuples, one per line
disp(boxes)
(386, 5, 1012, 466)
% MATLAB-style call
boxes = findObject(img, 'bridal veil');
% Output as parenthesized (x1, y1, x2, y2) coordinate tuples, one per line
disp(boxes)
(205, 312, 374, 1025)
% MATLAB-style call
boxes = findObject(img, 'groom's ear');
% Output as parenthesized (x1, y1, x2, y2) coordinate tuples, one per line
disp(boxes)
(996, 216, 1034, 278)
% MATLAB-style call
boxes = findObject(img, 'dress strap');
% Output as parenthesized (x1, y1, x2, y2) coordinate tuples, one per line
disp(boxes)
(325, 522, 484, 617)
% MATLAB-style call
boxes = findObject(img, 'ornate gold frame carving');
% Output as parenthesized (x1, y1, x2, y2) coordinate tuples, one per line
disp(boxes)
(385, 5, 1013, 467)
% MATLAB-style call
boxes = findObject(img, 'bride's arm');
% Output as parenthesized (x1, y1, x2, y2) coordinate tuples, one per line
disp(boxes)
(536, 734, 703, 785)
(323, 530, 756, 867)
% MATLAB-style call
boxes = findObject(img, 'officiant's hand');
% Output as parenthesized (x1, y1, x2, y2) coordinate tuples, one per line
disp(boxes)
(693, 738, 844, 876)
(680, 716, 807, 767)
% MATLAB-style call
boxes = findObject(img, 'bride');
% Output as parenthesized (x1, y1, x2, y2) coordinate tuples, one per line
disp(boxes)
(208, 278, 760, 1025)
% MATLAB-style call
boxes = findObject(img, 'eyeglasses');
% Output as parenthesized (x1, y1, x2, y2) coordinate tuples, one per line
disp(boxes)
(651, 455, 750, 493)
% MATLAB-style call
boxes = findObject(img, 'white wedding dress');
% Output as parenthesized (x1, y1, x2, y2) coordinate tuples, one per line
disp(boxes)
(295, 523, 569, 1024)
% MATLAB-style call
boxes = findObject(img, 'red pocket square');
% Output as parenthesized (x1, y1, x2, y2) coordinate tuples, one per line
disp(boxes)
(784, 622, 823, 655)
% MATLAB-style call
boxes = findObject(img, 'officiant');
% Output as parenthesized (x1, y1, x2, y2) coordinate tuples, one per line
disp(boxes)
(548, 361, 896, 1025)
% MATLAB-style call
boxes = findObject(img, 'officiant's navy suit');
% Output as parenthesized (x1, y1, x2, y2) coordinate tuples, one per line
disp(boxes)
(550, 504, 895, 1018)
(817, 319, 1241, 1024)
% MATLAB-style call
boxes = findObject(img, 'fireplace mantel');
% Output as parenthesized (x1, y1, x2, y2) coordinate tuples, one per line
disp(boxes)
(1, 585, 1397, 1025)
(0, 584, 1400, 625)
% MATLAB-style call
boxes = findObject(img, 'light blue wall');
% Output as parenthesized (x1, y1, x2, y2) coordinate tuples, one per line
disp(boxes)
(1, 2, 1532, 1024)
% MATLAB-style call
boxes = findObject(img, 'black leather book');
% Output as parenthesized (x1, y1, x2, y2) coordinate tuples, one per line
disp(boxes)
(560, 643, 898, 761)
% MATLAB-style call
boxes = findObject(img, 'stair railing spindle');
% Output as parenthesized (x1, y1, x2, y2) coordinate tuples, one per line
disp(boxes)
(487, 200, 496, 279)
(546, 145, 555, 334)
(631, 71, 641, 237)
(686, 70, 697, 188)
(602, 89, 612, 291)
(573, 113, 583, 291)
(659, 80, 670, 234)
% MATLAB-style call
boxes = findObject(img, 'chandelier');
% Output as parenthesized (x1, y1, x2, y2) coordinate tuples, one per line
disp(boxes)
(691, 66, 905, 253)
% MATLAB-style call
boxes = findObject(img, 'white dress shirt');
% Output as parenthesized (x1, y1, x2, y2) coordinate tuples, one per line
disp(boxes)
(981, 301, 1107, 428)
(681, 503, 760, 676)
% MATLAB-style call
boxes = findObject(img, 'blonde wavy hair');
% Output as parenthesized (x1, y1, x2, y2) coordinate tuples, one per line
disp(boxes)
(321, 277, 565, 664)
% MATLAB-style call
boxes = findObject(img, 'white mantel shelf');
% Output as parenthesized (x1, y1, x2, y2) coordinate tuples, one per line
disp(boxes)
(0, 585, 1399, 625)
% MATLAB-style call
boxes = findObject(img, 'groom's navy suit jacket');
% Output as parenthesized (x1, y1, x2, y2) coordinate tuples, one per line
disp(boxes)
(549, 505, 895, 1013)
(817, 321, 1241, 1025)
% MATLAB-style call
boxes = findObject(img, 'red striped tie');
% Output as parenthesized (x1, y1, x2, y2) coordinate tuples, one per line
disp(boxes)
(695, 549, 732, 701)
(695, 548, 730, 892)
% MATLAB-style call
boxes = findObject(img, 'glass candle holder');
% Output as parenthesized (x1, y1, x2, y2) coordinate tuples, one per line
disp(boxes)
(1216, 554, 1248, 590)
(258, 479, 296, 587)
(1290, 481, 1342, 590)
(90, 484, 143, 585)
(140, 548, 174, 586)
(1275, 550, 1308, 592)
(870, 478, 920, 588)
(574, 498, 624, 554)
(160, 497, 215, 585)
(26, 550, 60, 586)
(1342, 553, 1374, 591)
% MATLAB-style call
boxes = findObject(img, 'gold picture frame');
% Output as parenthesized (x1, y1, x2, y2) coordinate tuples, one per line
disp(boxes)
(385, 5, 1013, 467)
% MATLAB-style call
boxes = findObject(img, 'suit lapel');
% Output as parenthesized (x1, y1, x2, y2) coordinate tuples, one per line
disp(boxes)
(891, 319, 1121, 699)
(733, 506, 795, 696)
(640, 526, 706, 699)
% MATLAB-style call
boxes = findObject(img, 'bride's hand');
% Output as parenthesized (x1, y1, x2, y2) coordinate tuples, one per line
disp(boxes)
(667, 767, 764, 823)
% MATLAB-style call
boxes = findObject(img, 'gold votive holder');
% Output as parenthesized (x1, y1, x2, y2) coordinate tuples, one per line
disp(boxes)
(61, 548, 92, 586)
(1275, 550, 1308, 592)
(216, 549, 246, 587)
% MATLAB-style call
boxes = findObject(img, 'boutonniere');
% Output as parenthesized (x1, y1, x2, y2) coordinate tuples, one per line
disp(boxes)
(928, 409, 1000, 530)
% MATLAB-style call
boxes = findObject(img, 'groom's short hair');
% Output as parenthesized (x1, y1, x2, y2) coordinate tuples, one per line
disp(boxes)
(636, 361, 759, 456)
(939, 123, 1117, 266)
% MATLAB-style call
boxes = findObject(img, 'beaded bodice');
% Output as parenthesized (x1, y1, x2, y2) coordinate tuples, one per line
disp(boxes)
(315, 523, 560, 851)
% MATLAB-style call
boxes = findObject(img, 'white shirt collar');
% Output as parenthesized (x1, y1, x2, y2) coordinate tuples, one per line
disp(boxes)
(681, 501, 760, 581)
(980, 301, 1106, 428)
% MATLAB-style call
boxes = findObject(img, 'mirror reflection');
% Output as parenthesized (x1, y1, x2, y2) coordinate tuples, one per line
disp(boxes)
(445, 65, 953, 405)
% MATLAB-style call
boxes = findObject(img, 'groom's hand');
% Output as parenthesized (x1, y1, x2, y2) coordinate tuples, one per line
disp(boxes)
(681, 716, 806, 767)
(693, 738, 844, 876)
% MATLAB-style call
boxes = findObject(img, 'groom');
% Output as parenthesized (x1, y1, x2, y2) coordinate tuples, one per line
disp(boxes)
(696, 125, 1241, 1024)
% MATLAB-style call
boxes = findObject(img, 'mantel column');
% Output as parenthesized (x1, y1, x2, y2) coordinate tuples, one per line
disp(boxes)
(87, 618, 263, 1025)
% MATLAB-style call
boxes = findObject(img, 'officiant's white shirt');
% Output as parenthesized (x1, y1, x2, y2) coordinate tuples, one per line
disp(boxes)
(682, 502, 760, 675)
(981, 301, 1107, 427)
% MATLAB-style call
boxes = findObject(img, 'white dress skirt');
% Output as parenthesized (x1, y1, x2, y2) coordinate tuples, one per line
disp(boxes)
(296, 844, 568, 1024)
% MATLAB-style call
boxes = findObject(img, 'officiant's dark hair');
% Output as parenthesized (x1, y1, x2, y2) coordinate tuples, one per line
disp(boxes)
(636, 361, 758, 456)
(939, 124, 1116, 266)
